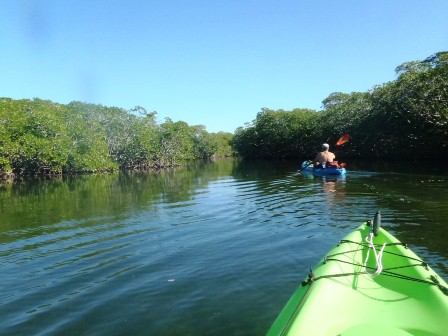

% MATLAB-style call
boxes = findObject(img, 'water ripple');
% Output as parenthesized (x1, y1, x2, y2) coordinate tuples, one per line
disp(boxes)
(1, 163, 447, 335)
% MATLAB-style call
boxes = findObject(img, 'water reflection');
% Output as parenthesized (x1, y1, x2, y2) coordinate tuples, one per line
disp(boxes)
(349, 159, 448, 175)
(322, 175, 346, 197)
(0, 159, 240, 234)
(298, 172, 346, 197)
(0, 158, 447, 336)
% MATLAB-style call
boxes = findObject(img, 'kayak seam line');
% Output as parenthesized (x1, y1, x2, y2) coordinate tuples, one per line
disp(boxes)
(279, 282, 314, 336)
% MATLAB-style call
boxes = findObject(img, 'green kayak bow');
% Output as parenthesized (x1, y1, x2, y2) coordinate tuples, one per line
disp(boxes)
(268, 212, 448, 336)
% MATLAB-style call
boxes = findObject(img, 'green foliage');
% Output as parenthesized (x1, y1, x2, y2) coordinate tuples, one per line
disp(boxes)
(158, 119, 196, 165)
(209, 132, 235, 157)
(3, 51, 446, 177)
(233, 51, 448, 161)
(232, 107, 318, 158)
(0, 98, 71, 174)
(0, 99, 235, 178)
(63, 104, 116, 172)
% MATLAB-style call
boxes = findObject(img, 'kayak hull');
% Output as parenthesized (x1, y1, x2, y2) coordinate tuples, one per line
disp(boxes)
(267, 223, 448, 336)
(301, 161, 346, 176)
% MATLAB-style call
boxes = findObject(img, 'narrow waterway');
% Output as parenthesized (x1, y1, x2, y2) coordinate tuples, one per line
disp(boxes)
(1, 159, 447, 335)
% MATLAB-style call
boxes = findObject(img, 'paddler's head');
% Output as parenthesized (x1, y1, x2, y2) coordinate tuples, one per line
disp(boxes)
(322, 143, 329, 151)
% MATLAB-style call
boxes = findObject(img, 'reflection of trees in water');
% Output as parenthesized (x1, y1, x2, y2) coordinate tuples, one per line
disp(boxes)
(0, 159, 238, 232)
(231, 158, 298, 180)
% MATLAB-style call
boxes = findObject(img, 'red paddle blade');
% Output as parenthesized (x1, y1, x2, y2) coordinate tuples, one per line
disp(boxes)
(339, 163, 347, 168)
(336, 134, 350, 146)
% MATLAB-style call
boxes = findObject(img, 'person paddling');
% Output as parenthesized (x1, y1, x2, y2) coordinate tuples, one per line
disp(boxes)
(314, 143, 335, 168)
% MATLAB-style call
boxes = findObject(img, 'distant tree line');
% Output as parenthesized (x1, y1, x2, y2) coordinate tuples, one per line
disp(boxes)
(0, 99, 234, 178)
(2, 52, 447, 179)
(232, 51, 448, 161)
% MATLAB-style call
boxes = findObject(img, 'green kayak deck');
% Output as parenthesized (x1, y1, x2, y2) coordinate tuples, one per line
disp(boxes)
(267, 220, 448, 336)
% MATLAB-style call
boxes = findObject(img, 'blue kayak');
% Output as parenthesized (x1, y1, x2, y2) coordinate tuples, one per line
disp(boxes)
(300, 160, 346, 176)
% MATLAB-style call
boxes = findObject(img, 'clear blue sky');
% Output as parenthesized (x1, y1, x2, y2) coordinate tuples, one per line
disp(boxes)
(1, 1, 447, 133)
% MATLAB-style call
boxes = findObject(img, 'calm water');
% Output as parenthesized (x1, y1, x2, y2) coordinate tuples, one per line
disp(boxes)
(1, 159, 447, 335)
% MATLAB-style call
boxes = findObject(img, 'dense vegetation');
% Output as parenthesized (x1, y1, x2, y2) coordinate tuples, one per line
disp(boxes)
(0, 100, 234, 178)
(232, 51, 448, 160)
(2, 52, 446, 179)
